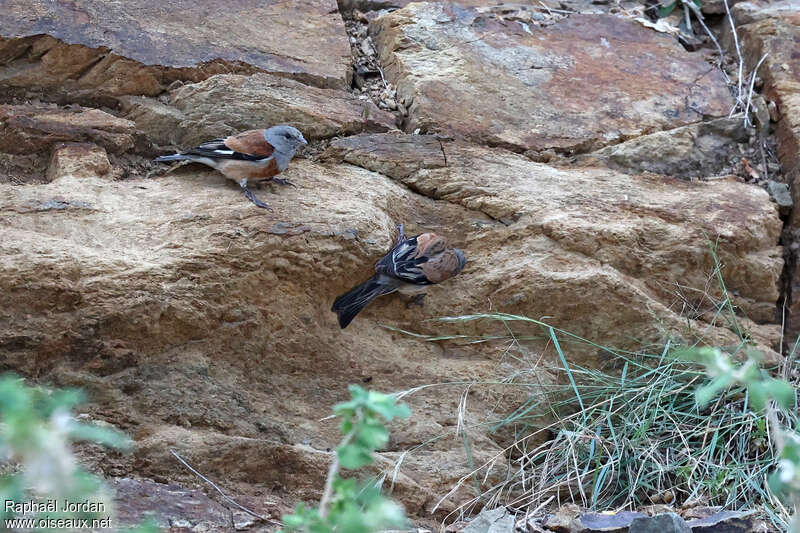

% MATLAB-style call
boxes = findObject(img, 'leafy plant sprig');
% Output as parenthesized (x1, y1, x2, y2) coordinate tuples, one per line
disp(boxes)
(281, 385, 411, 533)
(0, 374, 134, 528)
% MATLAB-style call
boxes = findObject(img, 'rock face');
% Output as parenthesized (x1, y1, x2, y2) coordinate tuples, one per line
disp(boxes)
(0, 0, 794, 529)
(0, 104, 136, 156)
(125, 72, 397, 147)
(732, 1, 800, 339)
(735, 2, 800, 203)
(112, 478, 244, 530)
(370, 5, 733, 153)
(0, 0, 352, 104)
(328, 133, 782, 332)
(575, 118, 749, 179)
(0, 104, 138, 183)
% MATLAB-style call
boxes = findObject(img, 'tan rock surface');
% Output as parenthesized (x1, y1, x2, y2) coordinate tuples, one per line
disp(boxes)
(47, 143, 114, 182)
(0, 104, 137, 155)
(370, 5, 734, 153)
(574, 117, 749, 179)
(734, 2, 800, 338)
(0, 132, 783, 518)
(328, 134, 783, 333)
(130, 72, 398, 147)
(0, 160, 517, 518)
(0, 0, 351, 93)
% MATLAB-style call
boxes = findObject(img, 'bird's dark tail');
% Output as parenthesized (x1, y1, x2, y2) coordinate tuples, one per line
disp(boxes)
(332, 275, 396, 329)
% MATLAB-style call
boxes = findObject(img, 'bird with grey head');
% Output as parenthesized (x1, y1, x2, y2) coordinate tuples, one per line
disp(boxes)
(154, 124, 308, 209)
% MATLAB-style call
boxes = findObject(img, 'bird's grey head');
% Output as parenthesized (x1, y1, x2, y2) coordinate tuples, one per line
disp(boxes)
(264, 125, 308, 156)
(453, 248, 467, 272)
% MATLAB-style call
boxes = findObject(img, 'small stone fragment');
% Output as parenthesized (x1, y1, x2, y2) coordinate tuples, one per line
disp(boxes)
(686, 510, 758, 532)
(47, 143, 114, 181)
(767, 180, 793, 215)
(462, 507, 515, 533)
(579, 511, 647, 532)
(543, 503, 581, 533)
(767, 100, 779, 122)
(629, 513, 691, 533)
(751, 95, 771, 131)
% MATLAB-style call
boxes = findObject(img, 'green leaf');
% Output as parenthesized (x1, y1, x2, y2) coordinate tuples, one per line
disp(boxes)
(769, 468, 787, 495)
(364, 499, 406, 530)
(334, 504, 370, 533)
(748, 382, 770, 411)
(692, 0, 702, 7)
(369, 398, 410, 422)
(348, 384, 369, 402)
(339, 418, 355, 437)
(331, 476, 359, 503)
(356, 421, 389, 450)
(658, 1, 678, 17)
(695, 375, 732, 407)
(337, 443, 373, 469)
(748, 381, 768, 411)
(67, 421, 133, 451)
(765, 378, 795, 409)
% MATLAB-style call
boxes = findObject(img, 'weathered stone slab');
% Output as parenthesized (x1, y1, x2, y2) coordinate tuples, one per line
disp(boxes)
(47, 143, 115, 182)
(629, 513, 691, 533)
(579, 511, 648, 532)
(686, 510, 758, 533)
(0, 0, 352, 102)
(370, 5, 734, 153)
(162, 72, 397, 146)
(0, 104, 136, 155)
(575, 117, 748, 179)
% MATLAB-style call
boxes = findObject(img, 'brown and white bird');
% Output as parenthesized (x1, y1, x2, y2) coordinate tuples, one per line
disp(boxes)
(154, 125, 307, 209)
(332, 225, 467, 329)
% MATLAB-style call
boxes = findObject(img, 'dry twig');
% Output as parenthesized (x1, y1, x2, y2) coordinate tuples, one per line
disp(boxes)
(170, 449, 278, 525)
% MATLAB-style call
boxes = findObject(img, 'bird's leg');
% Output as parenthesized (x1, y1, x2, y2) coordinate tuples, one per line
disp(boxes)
(396, 223, 405, 243)
(405, 293, 426, 309)
(271, 177, 297, 187)
(239, 179, 272, 210)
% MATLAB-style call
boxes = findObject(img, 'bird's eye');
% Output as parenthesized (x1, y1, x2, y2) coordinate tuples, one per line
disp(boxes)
(284, 134, 291, 139)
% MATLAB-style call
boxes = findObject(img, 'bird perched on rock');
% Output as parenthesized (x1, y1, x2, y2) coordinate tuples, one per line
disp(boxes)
(154, 125, 307, 209)
(332, 224, 466, 329)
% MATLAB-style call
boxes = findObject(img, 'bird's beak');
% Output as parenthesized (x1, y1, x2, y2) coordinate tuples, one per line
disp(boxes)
(299, 134, 308, 145)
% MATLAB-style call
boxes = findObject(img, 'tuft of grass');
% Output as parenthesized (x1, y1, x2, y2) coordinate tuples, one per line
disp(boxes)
(386, 239, 795, 529)
(402, 315, 795, 530)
